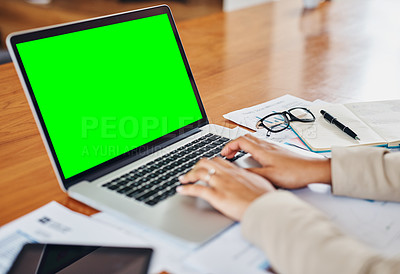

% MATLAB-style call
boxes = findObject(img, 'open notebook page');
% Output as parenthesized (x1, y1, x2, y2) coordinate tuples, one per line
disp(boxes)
(345, 100, 400, 147)
(290, 104, 386, 152)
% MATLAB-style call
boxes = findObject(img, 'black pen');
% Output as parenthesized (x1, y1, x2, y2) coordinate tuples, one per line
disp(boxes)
(320, 110, 360, 141)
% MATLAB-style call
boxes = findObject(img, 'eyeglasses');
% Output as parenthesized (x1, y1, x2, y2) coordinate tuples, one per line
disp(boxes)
(256, 107, 315, 136)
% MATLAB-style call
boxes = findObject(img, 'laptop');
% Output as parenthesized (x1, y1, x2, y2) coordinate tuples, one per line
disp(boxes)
(7, 5, 258, 244)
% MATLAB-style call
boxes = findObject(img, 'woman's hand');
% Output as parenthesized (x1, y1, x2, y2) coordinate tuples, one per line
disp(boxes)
(221, 134, 331, 189)
(178, 157, 275, 221)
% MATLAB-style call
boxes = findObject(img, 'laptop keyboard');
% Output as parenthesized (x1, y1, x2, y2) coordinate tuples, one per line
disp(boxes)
(101, 133, 246, 206)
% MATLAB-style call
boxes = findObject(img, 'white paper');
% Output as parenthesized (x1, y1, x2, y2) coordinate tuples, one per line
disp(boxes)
(345, 100, 400, 146)
(291, 103, 386, 151)
(223, 94, 311, 131)
(294, 184, 400, 256)
(0, 202, 147, 274)
(252, 128, 299, 144)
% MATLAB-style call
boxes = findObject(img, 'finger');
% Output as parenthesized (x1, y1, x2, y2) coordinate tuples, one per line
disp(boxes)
(176, 184, 217, 202)
(179, 166, 209, 184)
(245, 134, 277, 149)
(180, 159, 221, 186)
(221, 135, 260, 158)
(212, 155, 236, 169)
(242, 134, 263, 144)
(193, 158, 221, 173)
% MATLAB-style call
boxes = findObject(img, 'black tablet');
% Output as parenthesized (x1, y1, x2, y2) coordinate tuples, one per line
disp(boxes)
(7, 243, 152, 274)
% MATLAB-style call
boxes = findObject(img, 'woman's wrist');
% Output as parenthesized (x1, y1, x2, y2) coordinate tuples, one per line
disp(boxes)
(308, 158, 332, 185)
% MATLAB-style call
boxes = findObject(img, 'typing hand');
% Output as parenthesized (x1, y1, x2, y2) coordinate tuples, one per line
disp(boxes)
(178, 157, 275, 221)
(221, 134, 332, 189)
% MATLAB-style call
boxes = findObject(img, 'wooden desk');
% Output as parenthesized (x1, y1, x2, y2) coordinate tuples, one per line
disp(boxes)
(1, 0, 400, 225)
(0, 0, 222, 47)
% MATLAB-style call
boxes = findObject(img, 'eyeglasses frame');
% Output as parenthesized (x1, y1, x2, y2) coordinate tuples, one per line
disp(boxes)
(256, 107, 315, 136)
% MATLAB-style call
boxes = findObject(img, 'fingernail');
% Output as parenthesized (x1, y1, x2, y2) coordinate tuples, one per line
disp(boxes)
(176, 186, 183, 193)
(178, 175, 185, 182)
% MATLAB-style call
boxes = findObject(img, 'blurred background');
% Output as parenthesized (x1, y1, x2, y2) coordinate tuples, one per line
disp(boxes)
(0, 0, 229, 50)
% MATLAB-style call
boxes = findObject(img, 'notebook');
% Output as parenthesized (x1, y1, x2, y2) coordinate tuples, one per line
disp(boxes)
(6, 5, 259, 244)
(290, 100, 400, 152)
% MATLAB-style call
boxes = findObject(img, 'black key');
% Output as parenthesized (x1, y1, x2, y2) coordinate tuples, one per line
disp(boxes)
(154, 169, 164, 175)
(151, 195, 162, 202)
(187, 160, 197, 166)
(193, 150, 204, 156)
(180, 155, 190, 162)
(163, 164, 173, 170)
(136, 171, 145, 177)
(143, 184, 152, 189)
(213, 139, 226, 145)
(175, 158, 186, 165)
(167, 188, 177, 196)
(108, 184, 119, 190)
(157, 175, 168, 181)
(186, 146, 198, 152)
(156, 184, 167, 191)
(136, 190, 156, 201)
(138, 178, 149, 184)
(182, 163, 192, 169)
(168, 170, 179, 176)
(197, 141, 207, 147)
(207, 142, 218, 149)
(116, 180, 129, 186)
(228, 151, 247, 162)
(102, 182, 112, 187)
(131, 181, 141, 187)
(175, 166, 186, 173)
(126, 188, 143, 198)
(159, 193, 169, 201)
(145, 200, 159, 206)
(170, 161, 181, 167)
(183, 143, 193, 149)
(117, 186, 133, 194)
(158, 160, 169, 166)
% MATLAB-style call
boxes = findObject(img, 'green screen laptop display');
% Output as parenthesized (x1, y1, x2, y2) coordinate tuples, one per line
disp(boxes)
(16, 13, 203, 179)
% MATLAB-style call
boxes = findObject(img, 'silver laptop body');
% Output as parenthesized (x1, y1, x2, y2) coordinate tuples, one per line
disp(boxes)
(7, 5, 258, 244)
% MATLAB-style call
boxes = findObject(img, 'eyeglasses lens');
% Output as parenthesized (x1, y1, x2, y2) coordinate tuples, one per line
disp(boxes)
(261, 113, 289, 132)
(289, 108, 314, 122)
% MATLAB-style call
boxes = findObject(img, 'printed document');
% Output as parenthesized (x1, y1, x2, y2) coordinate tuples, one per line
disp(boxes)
(0, 202, 146, 274)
